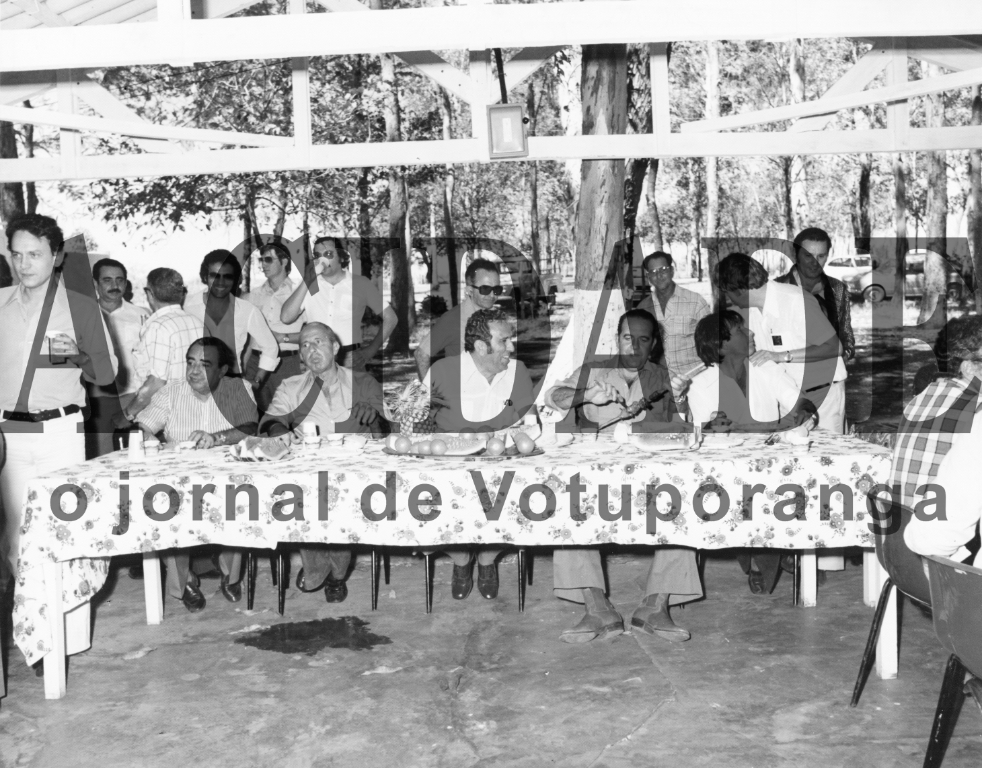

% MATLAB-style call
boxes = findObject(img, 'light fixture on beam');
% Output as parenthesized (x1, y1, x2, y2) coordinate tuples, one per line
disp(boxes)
(487, 102, 528, 159)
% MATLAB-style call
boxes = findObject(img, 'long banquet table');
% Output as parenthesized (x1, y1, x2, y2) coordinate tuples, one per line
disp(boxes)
(14, 432, 896, 699)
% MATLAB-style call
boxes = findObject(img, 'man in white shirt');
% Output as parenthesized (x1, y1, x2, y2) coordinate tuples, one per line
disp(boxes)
(184, 249, 280, 391)
(244, 243, 305, 411)
(280, 237, 397, 369)
(423, 308, 535, 601)
(85, 257, 149, 457)
(0, 214, 117, 575)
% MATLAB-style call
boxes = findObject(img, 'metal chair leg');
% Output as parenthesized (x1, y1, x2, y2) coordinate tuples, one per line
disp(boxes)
(276, 551, 286, 616)
(850, 578, 894, 707)
(371, 549, 379, 611)
(245, 551, 256, 611)
(383, 552, 391, 585)
(517, 548, 526, 613)
(526, 549, 533, 586)
(923, 655, 967, 768)
(270, 554, 278, 587)
(424, 553, 433, 614)
(792, 553, 800, 607)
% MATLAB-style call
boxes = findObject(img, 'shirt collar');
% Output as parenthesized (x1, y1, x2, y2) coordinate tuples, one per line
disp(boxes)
(150, 303, 183, 319)
(304, 364, 351, 408)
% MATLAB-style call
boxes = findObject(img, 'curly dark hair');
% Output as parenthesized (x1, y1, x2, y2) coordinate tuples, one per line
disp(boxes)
(146, 267, 186, 304)
(258, 242, 292, 275)
(6, 213, 65, 253)
(199, 249, 242, 292)
(312, 236, 351, 269)
(465, 307, 512, 353)
(716, 252, 769, 293)
(188, 337, 236, 373)
(694, 309, 745, 365)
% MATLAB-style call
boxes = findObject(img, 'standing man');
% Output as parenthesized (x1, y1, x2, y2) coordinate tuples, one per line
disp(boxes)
(261, 322, 386, 603)
(244, 243, 305, 411)
(86, 257, 149, 457)
(544, 309, 700, 643)
(414, 257, 502, 378)
(716, 252, 846, 434)
(775, 227, 855, 428)
(0, 214, 117, 575)
(280, 237, 398, 369)
(636, 251, 710, 391)
(122, 268, 200, 421)
(185, 250, 280, 392)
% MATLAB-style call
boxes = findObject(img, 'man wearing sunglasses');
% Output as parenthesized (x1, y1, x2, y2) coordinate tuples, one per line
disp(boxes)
(280, 237, 397, 370)
(414, 258, 502, 379)
(636, 252, 710, 396)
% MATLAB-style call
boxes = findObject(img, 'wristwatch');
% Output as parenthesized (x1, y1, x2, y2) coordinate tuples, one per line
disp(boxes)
(784, 351, 793, 363)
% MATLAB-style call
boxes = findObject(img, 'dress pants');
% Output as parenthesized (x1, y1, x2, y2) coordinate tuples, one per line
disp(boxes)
(298, 547, 351, 587)
(553, 546, 703, 607)
(246, 351, 303, 413)
(0, 412, 86, 577)
(441, 548, 500, 567)
(811, 380, 846, 436)
(165, 549, 243, 600)
(84, 393, 136, 458)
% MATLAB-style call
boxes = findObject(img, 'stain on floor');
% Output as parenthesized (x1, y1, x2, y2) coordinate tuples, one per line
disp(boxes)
(234, 616, 392, 656)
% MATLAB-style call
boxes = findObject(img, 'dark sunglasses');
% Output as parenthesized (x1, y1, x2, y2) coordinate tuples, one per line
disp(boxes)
(208, 271, 235, 281)
(470, 284, 504, 296)
(258, 256, 284, 264)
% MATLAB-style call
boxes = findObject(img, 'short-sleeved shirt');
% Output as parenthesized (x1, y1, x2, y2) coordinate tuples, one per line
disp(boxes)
(424, 353, 534, 432)
(93, 300, 149, 397)
(132, 304, 201, 384)
(419, 299, 480, 362)
(245, 275, 305, 352)
(637, 284, 710, 379)
(301, 271, 383, 347)
(749, 281, 846, 392)
(138, 377, 258, 443)
(544, 358, 676, 432)
(261, 365, 383, 435)
(687, 361, 801, 429)
(185, 291, 280, 374)
(0, 280, 118, 412)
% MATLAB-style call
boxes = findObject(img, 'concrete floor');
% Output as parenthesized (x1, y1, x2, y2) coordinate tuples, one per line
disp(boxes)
(1, 551, 980, 768)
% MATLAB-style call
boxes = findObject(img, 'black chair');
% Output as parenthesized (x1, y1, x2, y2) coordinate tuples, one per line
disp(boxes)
(422, 548, 532, 613)
(245, 549, 287, 616)
(921, 555, 982, 768)
(370, 549, 390, 611)
(850, 493, 932, 707)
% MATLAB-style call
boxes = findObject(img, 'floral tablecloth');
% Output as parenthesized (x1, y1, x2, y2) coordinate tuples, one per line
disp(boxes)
(14, 433, 891, 664)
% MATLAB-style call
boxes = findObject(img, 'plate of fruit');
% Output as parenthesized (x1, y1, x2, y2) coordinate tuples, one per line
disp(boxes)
(383, 430, 542, 460)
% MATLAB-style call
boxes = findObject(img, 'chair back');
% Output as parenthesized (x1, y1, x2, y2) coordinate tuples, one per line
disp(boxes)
(869, 492, 932, 606)
(924, 555, 982, 677)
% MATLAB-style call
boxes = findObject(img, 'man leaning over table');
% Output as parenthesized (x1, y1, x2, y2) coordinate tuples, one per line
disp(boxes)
(0, 214, 117, 578)
(544, 308, 700, 644)
(422, 307, 535, 602)
(260, 322, 386, 603)
(136, 337, 259, 612)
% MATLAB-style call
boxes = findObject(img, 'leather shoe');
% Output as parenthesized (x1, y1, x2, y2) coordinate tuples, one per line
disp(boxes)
(220, 574, 242, 603)
(181, 575, 206, 613)
(128, 565, 144, 580)
(477, 563, 498, 599)
(296, 567, 327, 593)
(560, 587, 624, 644)
(630, 594, 690, 642)
(324, 575, 348, 603)
(748, 569, 767, 594)
(451, 561, 473, 600)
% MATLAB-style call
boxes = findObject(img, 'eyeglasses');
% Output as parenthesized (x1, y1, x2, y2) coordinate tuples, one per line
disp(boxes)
(207, 272, 235, 281)
(469, 284, 504, 296)
(258, 256, 282, 264)
(645, 267, 672, 276)
(315, 252, 340, 261)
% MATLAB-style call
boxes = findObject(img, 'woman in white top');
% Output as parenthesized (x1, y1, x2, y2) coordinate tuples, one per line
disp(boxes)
(688, 309, 817, 595)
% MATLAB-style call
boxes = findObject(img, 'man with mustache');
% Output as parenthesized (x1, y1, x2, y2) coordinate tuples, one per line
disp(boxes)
(86, 258, 149, 457)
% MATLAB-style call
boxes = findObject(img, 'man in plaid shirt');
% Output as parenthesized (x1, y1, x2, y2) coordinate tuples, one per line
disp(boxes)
(888, 316, 982, 510)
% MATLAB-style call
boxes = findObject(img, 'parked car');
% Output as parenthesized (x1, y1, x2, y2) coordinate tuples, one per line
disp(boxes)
(823, 253, 873, 285)
(842, 250, 965, 303)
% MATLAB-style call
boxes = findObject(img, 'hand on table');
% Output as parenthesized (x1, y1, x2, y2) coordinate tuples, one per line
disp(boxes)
(188, 430, 217, 449)
(351, 402, 379, 426)
(583, 381, 625, 407)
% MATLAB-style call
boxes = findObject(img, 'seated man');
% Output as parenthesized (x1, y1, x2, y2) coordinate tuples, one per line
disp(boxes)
(544, 308, 698, 644)
(137, 337, 259, 612)
(423, 307, 535, 601)
(261, 322, 385, 603)
(687, 309, 817, 594)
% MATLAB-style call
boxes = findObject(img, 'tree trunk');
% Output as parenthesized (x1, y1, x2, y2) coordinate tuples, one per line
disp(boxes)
(573, 43, 627, 360)
(705, 41, 720, 244)
(241, 191, 262, 294)
(788, 38, 809, 232)
(852, 153, 872, 251)
(781, 156, 794, 242)
(527, 83, 542, 273)
(273, 182, 288, 238)
(357, 167, 376, 286)
(969, 86, 982, 312)
(919, 62, 948, 327)
(891, 154, 908, 308)
(0, 122, 25, 228)
(439, 89, 458, 306)
(646, 160, 663, 252)
(23, 102, 38, 214)
(623, 42, 652, 278)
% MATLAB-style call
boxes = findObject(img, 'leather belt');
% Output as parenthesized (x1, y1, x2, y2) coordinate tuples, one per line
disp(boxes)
(338, 344, 359, 355)
(805, 383, 832, 393)
(2, 404, 89, 423)
(278, 349, 299, 358)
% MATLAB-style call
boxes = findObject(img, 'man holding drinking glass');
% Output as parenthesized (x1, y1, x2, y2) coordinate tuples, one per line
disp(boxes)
(0, 214, 116, 576)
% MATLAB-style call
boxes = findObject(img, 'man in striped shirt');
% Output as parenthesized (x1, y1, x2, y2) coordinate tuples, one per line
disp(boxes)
(122, 268, 200, 422)
(889, 316, 982, 511)
(137, 337, 259, 611)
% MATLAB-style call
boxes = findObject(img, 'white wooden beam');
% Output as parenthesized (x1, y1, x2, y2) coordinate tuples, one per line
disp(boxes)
(683, 64, 982, 133)
(289, 0, 310, 162)
(0, 102, 295, 146)
(73, 75, 177, 153)
(491, 46, 565, 104)
(57, 69, 80, 180)
(6, 125, 982, 183)
(868, 35, 982, 72)
(190, 0, 264, 19)
(649, 42, 670, 151)
(0, 69, 61, 105)
(8, 0, 70, 27)
(789, 45, 891, 133)
(3, 0, 982, 72)
(887, 41, 910, 144)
